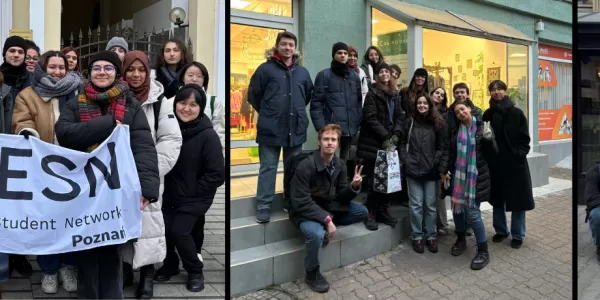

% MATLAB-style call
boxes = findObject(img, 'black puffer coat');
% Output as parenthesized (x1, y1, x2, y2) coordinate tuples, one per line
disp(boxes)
(482, 96, 534, 211)
(247, 48, 314, 147)
(55, 91, 160, 201)
(163, 115, 225, 215)
(356, 87, 405, 163)
(442, 118, 497, 204)
(310, 68, 362, 137)
(399, 117, 445, 181)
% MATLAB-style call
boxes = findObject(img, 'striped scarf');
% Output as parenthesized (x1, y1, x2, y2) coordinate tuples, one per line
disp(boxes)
(451, 116, 478, 213)
(78, 81, 128, 152)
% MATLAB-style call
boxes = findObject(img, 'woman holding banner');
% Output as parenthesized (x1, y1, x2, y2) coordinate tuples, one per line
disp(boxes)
(11, 50, 82, 294)
(355, 63, 405, 231)
(55, 51, 159, 299)
(121, 50, 182, 298)
(153, 84, 224, 292)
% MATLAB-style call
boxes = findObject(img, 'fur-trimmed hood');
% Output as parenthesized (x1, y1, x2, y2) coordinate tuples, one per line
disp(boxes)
(264, 47, 302, 62)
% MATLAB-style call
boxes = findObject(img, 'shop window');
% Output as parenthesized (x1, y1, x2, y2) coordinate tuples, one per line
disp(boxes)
(231, 0, 292, 17)
(538, 59, 572, 142)
(371, 8, 409, 89)
(580, 57, 600, 172)
(230, 24, 285, 166)
(507, 44, 529, 115)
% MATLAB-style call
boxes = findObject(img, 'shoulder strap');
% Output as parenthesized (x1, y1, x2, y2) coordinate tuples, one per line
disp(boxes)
(210, 96, 216, 115)
(406, 119, 414, 153)
(153, 95, 164, 133)
(322, 69, 331, 92)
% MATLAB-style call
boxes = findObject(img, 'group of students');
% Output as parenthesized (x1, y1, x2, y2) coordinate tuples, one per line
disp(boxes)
(247, 31, 536, 293)
(0, 35, 225, 299)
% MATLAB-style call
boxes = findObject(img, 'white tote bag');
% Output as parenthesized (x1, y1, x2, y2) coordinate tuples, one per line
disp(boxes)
(373, 149, 402, 194)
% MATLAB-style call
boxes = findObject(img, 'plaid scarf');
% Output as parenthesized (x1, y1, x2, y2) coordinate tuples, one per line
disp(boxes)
(78, 81, 128, 152)
(451, 116, 478, 213)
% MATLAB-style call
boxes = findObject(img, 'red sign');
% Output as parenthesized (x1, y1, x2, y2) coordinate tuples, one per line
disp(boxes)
(538, 105, 572, 141)
(538, 44, 572, 61)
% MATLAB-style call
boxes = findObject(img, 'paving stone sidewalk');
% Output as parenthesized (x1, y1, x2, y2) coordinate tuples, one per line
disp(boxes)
(0, 186, 226, 299)
(234, 185, 572, 300)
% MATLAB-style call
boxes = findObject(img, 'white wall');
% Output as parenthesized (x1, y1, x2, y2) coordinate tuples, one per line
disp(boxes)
(0, 0, 12, 54)
(29, 0, 45, 51)
(132, 0, 188, 33)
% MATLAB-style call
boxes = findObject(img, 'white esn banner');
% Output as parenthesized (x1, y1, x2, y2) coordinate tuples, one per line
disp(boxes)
(0, 126, 142, 255)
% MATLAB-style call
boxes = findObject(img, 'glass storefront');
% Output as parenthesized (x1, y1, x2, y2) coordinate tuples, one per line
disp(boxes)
(371, 8, 409, 89)
(231, 0, 293, 17)
(230, 24, 285, 166)
(580, 56, 600, 172)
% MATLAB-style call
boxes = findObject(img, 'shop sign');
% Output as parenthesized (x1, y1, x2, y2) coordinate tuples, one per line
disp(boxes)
(538, 104, 572, 141)
(538, 44, 572, 61)
(377, 31, 407, 56)
(538, 60, 557, 87)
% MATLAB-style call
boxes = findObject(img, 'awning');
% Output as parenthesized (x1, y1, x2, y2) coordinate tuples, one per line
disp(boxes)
(375, 0, 535, 44)
(579, 12, 600, 23)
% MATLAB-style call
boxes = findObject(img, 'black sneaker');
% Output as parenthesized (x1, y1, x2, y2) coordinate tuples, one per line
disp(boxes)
(9, 255, 32, 277)
(154, 267, 180, 282)
(256, 209, 270, 223)
(305, 267, 329, 293)
(471, 242, 489, 270)
(492, 233, 510, 243)
(364, 207, 378, 231)
(451, 232, 467, 256)
(187, 273, 205, 292)
(510, 239, 523, 249)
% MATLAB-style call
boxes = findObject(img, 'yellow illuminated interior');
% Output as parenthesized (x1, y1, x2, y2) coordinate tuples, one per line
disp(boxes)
(230, 0, 292, 17)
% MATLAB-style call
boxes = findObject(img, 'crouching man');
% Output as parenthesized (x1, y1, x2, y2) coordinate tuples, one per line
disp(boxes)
(288, 124, 367, 293)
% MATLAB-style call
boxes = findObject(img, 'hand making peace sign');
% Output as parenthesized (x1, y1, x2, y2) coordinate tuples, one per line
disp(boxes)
(351, 165, 364, 189)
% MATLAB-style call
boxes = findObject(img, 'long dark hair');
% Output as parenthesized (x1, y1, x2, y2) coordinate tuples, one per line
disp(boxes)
(430, 87, 448, 108)
(362, 46, 384, 65)
(411, 94, 444, 130)
(154, 38, 193, 71)
(62, 47, 80, 72)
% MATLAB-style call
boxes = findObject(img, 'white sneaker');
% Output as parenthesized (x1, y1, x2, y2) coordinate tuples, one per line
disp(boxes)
(41, 273, 58, 294)
(58, 265, 77, 292)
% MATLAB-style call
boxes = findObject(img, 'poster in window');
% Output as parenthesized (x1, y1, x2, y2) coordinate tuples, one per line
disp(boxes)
(537, 60, 557, 87)
(467, 59, 473, 69)
(538, 105, 572, 141)
(458, 65, 463, 73)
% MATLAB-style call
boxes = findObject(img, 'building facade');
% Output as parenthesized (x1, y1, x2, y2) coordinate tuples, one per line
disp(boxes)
(0, 0, 225, 101)
(230, 0, 573, 182)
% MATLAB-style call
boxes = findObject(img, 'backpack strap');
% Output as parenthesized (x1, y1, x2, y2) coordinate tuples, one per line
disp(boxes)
(153, 95, 164, 133)
(322, 69, 331, 93)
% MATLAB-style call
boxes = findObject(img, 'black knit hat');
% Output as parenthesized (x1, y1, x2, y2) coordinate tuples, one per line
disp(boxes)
(2, 36, 28, 58)
(414, 68, 428, 77)
(376, 63, 392, 74)
(332, 42, 349, 58)
(88, 51, 123, 77)
(177, 83, 207, 112)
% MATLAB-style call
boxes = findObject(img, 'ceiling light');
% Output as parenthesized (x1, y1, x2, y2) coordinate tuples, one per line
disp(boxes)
(372, 19, 379, 24)
(232, 0, 252, 9)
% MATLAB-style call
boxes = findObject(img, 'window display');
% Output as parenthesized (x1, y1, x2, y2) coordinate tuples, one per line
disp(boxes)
(371, 8, 409, 89)
(581, 57, 600, 172)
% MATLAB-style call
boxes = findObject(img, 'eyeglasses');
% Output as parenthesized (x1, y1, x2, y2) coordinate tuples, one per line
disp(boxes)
(25, 56, 39, 62)
(91, 65, 115, 73)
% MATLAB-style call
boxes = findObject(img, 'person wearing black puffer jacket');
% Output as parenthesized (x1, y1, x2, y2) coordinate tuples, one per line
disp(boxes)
(400, 94, 445, 254)
(55, 51, 160, 299)
(154, 84, 225, 293)
(441, 99, 497, 270)
(310, 42, 362, 163)
(356, 63, 405, 231)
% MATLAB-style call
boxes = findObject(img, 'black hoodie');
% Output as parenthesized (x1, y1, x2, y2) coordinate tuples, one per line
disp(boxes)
(163, 112, 225, 215)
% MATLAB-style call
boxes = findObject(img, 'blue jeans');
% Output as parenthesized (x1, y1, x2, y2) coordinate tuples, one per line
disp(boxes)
(407, 178, 437, 240)
(589, 208, 600, 245)
(0, 253, 8, 282)
(453, 204, 487, 244)
(493, 204, 526, 241)
(256, 144, 302, 210)
(37, 253, 77, 275)
(299, 202, 368, 271)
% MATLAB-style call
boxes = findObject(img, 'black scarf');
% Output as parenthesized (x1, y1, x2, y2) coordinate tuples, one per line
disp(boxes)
(489, 96, 514, 115)
(0, 61, 27, 86)
(331, 60, 349, 77)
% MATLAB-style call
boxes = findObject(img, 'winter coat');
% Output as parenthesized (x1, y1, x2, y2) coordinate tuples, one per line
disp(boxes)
(203, 92, 226, 148)
(151, 68, 181, 99)
(247, 48, 314, 147)
(442, 118, 497, 204)
(360, 62, 375, 88)
(356, 87, 405, 162)
(163, 115, 225, 215)
(289, 151, 360, 227)
(11, 87, 76, 144)
(1, 84, 13, 134)
(585, 162, 600, 222)
(482, 96, 534, 212)
(310, 68, 362, 137)
(399, 117, 445, 181)
(55, 91, 160, 201)
(124, 79, 182, 268)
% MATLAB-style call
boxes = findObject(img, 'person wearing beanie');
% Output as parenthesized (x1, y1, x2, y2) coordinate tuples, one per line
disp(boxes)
(400, 68, 429, 116)
(106, 36, 129, 62)
(310, 42, 362, 169)
(154, 84, 224, 293)
(121, 50, 182, 298)
(55, 50, 159, 298)
(357, 58, 405, 232)
(0, 35, 34, 279)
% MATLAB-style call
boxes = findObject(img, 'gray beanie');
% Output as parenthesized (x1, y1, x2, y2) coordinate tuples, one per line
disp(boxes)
(106, 37, 128, 52)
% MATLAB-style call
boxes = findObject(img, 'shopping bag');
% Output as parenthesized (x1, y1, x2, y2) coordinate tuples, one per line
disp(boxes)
(373, 150, 402, 194)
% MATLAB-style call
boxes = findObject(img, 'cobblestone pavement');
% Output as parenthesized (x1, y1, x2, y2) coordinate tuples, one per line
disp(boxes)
(578, 204, 600, 300)
(0, 186, 225, 299)
(234, 186, 572, 300)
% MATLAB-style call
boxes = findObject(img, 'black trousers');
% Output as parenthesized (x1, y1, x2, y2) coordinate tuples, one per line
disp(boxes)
(77, 244, 123, 299)
(163, 208, 204, 274)
(192, 214, 206, 254)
